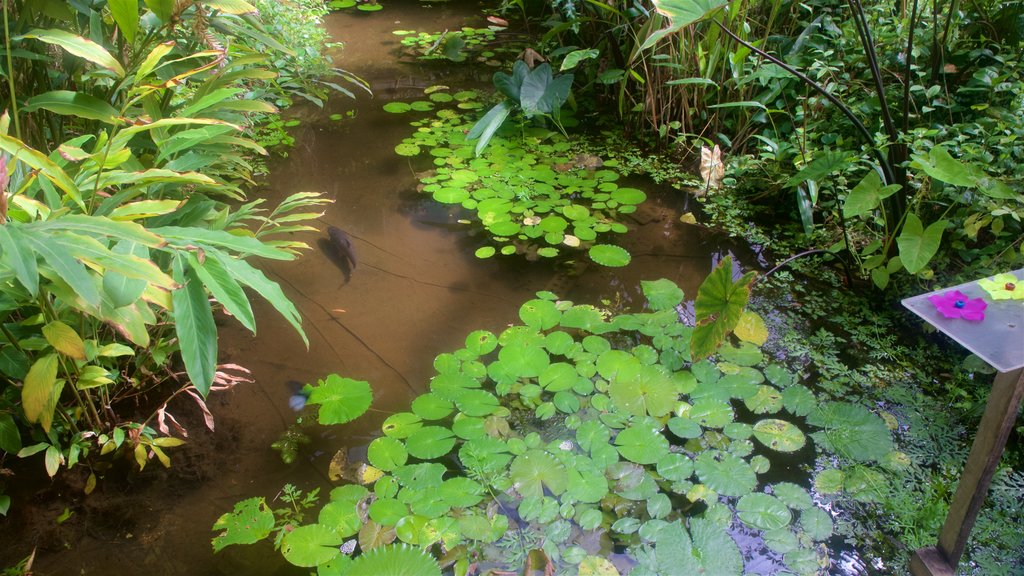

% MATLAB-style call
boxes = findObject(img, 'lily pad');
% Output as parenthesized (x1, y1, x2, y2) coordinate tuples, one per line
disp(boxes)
(807, 402, 893, 462)
(308, 375, 373, 425)
(588, 244, 631, 267)
(280, 524, 342, 567)
(368, 436, 408, 471)
(615, 421, 670, 465)
(404, 426, 456, 459)
(753, 419, 806, 452)
(510, 450, 568, 498)
(694, 451, 757, 497)
(737, 493, 792, 530)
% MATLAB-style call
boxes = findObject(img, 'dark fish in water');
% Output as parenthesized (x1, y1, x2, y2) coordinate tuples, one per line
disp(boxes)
(287, 380, 313, 411)
(319, 225, 357, 283)
(328, 225, 357, 269)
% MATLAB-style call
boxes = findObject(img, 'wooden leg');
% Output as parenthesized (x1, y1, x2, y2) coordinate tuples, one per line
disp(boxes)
(910, 367, 1024, 575)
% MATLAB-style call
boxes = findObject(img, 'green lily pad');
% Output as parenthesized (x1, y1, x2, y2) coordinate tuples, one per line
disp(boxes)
(737, 493, 792, 530)
(656, 453, 694, 482)
(753, 419, 806, 452)
(694, 450, 757, 497)
(744, 386, 783, 414)
(308, 375, 373, 425)
(510, 450, 568, 498)
(688, 399, 733, 428)
(452, 388, 500, 417)
(781, 385, 816, 416)
(404, 426, 456, 459)
(641, 279, 685, 311)
(667, 416, 702, 439)
(588, 244, 631, 267)
(799, 506, 834, 541)
(772, 482, 813, 511)
(434, 187, 470, 204)
(610, 364, 678, 418)
(615, 420, 670, 465)
(382, 412, 422, 439)
(520, 299, 561, 329)
(498, 343, 550, 378)
(383, 102, 411, 113)
(368, 436, 408, 471)
(346, 545, 440, 576)
(611, 187, 646, 204)
(317, 501, 362, 538)
(807, 402, 893, 462)
(410, 393, 453, 420)
(369, 497, 409, 525)
(280, 524, 342, 567)
(395, 142, 420, 156)
(465, 330, 498, 356)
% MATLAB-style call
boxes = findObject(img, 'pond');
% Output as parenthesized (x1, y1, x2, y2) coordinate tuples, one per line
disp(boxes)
(0, 2, 755, 574)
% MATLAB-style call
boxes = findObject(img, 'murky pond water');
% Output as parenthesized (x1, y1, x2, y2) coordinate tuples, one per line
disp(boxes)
(0, 3, 748, 574)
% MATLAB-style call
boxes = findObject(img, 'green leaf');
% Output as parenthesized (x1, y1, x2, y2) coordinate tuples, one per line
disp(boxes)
(656, 518, 742, 575)
(42, 321, 86, 360)
(466, 101, 512, 156)
(615, 421, 670, 464)
(737, 493, 792, 530)
(694, 450, 757, 497)
(786, 151, 849, 187)
(610, 364, 678, 418)
(0, 225, 39, 296)
(172, 256, 217, 396)
(308, 374, 373, 425)
(347, 545, 440, 576)
(143, 0, 174, 21)
(910, 145, 976, 187)
(22, 91, 120, 124)
(509, 450, 567, 498)
(20, 29, 125, 77)
(0, 134, 83, 210)
(368, 437, 408, 471)
(772, 482, 813, 511)
(24, 232, 100, 307)
(0, 412, 22, 454)
(691, 256, 755, 360)
(153, 226, 292, 260)
(843, 170, 900, 218)
(21, 353, 59, 432)
(807, 402, 893, 462)
(799, 506, 834, 541)
(405, 426, 456, 459)
(897, 213, 946, 274)
(650, 0, 729, 28)
(280, 524, 342, 567)
(560, 49, 600, 71)
(188, 253, 255, 333)
(102, 240, 150, 308)
(641, 279, 684, 312)
(109, 0, 139, 42)
(135, 41, 175, 80)
(588, 244, 631, 267)
(211, 497, 274, 552)
(212, 252, 308, 347)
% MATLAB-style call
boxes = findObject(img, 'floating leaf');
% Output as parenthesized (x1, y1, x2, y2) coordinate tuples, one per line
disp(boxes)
(799, 507, 834, 541)
(510, 450, 567, 498)
(610, 364, 678, 418)
(307, 375, 373, 425)
(772, 482, 813, 511)
(752, 419, 806, 452)
(615, 421, 670, 464)
(641, 279, 684, 312)
(404, 426, 456, 459)
(212, 497, 274, 552)
(368, 437, 408, 471)
(737, 493, 792, 530)
(694, 451, 756, 497)
(280, 524, 341, 567)
(588, 244, 631, 267)
(807, 402, 892, 462)
(347, 544, 440, 576)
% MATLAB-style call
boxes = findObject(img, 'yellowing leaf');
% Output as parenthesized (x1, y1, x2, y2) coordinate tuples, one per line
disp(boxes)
(679, 212, 698, 224)
(734, 310, 768, 346)
(42, 320, 86, 360)
(22, 354, 59, 429)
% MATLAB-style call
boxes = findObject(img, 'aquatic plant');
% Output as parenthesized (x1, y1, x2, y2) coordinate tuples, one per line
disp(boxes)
(389, 87, 645, 265)
(214, 263, 902, 574)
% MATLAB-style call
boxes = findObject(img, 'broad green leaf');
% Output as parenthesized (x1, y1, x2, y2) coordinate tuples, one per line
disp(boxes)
(509, 450, 567, 498)
(109, 200, 183, 221)
(897, 213, 946, 274)
(694, 450, 756, 497)
(42, 321, 85, 360)
(753, 418, 806, 452)
(109, 0, 140, 43)
(317, 501, 362, 538)
(143, 0, 174, 21)
(0, 225, 39, 295)
(737, 493, 791, 530)
(212, 497, 274, 552)
(799, 506, 834, 541)
(307, 374, 373, 425)
(20, 29, 125, 77)
(588, 244, 631, 267)
(843, 170, 901, 218)
(772, 482, 813, 510)
(641, 279, 684, 312)
(204, 0, 258, 15)
(347, 545, 440, 576)
(281, 524, 342, 567)
(22, 91, 120, 124)
(650, 0, 729, 28)
(172, 256, 217, 396)
(405, 426, 456, 459)
(212, 251, 308, 346)
(135, 41, 175, 80)
(56, 233, 175, 289)
(807, 402, 893, 462)
(610, 364, 678, 418)
(560, 49, 600, 71)
(786, 151, 849, 187)
(33, 215, 164, 247)
(0, 134, 83, 209)
(0, 413, 21, 454)
(910, 145, 976, 187)
(188, 253, 256, 333)
(691, 256, 755, 360)
(615, 421, 670, 464)
(102, 240, 151, 308)
(24, 233, 100, 307)
(466, 101, 512, 156)
(21, 353, 59, 432)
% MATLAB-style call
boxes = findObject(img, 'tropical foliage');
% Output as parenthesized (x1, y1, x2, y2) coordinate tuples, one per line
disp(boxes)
(0, 0, 358, 501)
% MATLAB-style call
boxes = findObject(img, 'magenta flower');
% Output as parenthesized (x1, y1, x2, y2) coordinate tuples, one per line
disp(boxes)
(928, 290, 987, 321)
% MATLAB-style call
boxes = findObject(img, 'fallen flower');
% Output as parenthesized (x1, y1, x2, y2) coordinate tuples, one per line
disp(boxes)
(978, 272, 1024, 300)
(928, 290, 987, 321)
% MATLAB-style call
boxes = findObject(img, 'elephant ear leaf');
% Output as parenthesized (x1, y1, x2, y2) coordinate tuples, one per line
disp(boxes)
(897, 213, 946, 275)
(691, 256, 755, 360)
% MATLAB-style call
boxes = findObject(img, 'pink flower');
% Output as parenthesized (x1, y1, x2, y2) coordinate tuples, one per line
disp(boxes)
(928, 290, 986, 321)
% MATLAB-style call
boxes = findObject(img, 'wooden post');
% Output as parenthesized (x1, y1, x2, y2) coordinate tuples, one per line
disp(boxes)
(910, 367, 1024, 575)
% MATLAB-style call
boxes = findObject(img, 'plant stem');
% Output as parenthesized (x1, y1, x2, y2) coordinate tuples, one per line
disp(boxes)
(3, 0, 22, 140)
